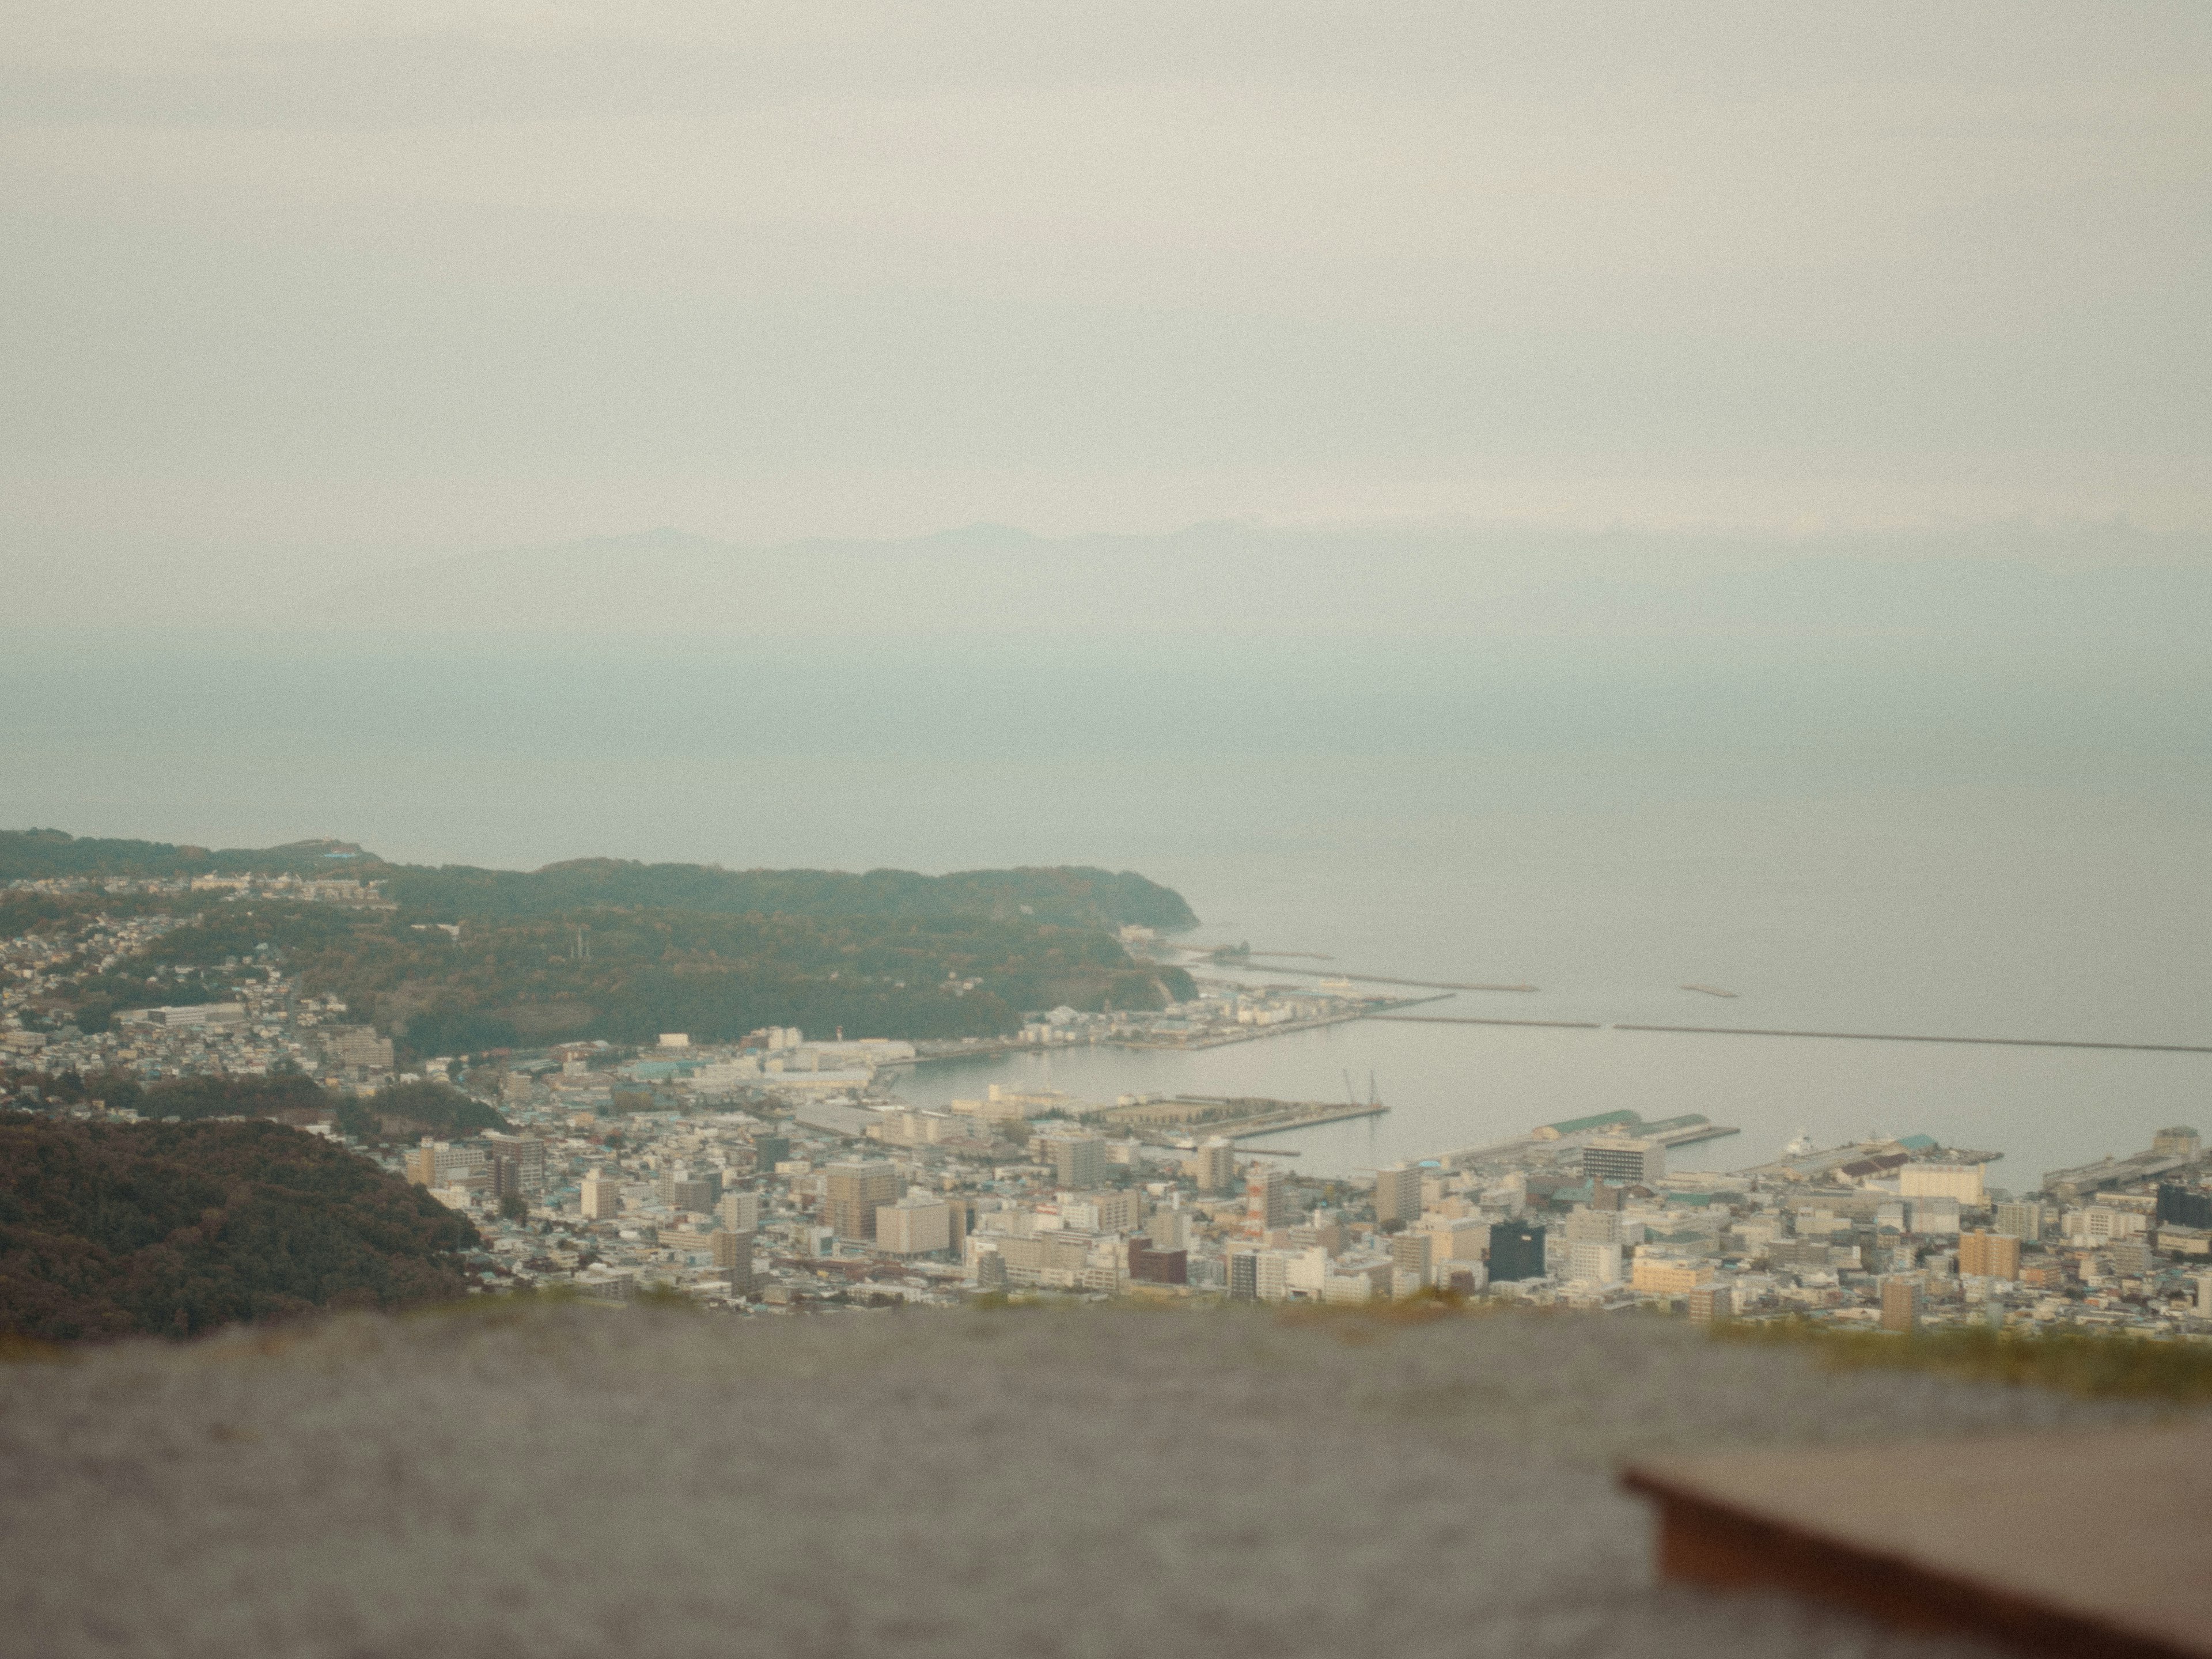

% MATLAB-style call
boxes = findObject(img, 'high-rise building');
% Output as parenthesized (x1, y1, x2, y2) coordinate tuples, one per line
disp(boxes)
(825, 1161, 904, 1240)
(1958, 1231, 2022, 1280)
(1372, 1163, 1423, 1226)
(657, 1162, 720, 1213)
(1415, 1215, 1487, 1265)
(717, 1188, 761, 1233)
(1582, 1137, 1666, 1185)
(1688, 1283, 1733, 1324)
(750, 1133, 791, 1172)
(1563, 1239, 1622, 1285)
(406, 1138, 486, 1188)
(1255, 1249, 1291, 1302)
(1044, 1133, 1107, 1191)
(1488, 1221, 1547, 1283)
(1880, 1277, 1919, 1332)
(1562, 1207, 1622, 1245)
(1632, 1256, 1703, 1296)
(2156, 1183, 2212, 1229)
(1192, 1138, 1236, 1194)
(1993, 1200, 2044, 1241)
(325, 1026, 395, 1072)
(580, 1166, 620, 1221)
(942, 1195, 970, 1255)
(1066, 1188, 1143, 1235)
(1226, 1247, 1259, 1301)
(1126, 1240, 1188, 1285)
(1247, 1164, 1294, 1229)
(1149, 1206, 1191, 1252)
(1389, 1230, 1433, 1286)
(712, 1229, 755, 1297)
(482, 1132, 547, 1194)
(876, 1194, 953, 1255)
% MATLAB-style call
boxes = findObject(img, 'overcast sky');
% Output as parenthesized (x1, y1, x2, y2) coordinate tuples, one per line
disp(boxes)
(4, 2, 2208, 575)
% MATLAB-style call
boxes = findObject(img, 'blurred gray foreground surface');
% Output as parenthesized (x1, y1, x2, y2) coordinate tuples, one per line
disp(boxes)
(0, 1305, 2158, 1658)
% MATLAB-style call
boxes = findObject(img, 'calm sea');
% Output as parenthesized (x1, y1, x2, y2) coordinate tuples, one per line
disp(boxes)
(6, 627, 2208, 1192)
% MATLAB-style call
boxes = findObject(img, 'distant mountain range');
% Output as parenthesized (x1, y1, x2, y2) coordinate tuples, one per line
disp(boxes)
(313, 520, 2212, 643)
(17, 518, 2209, 644)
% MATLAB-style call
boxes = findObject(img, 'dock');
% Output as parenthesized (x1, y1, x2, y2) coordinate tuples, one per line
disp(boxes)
(1370, 1014, 1603, 1031)
(1375, 1014, 2212, 1057)
(1176, 950, 1536, 994)
(1096, 1093, 1388, 1142)
(1435, 1110, 1736, 1170)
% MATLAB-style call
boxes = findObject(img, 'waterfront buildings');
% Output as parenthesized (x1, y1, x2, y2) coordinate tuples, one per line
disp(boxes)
(7, 875, 2212, 1349)
(1583, 1137, 1666, 1186)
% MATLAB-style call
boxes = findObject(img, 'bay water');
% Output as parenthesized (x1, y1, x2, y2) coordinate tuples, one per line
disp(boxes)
(5, 624, 2206, 1192)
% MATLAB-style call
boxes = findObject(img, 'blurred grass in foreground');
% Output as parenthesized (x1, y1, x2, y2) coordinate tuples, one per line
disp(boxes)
(1718, 1320, 2212, 1402)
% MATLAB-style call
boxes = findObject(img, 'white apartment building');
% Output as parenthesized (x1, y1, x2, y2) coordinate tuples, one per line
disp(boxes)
(877, 1194, 953, 1256)
(1563, 1240, 1624, 1286)
(580, 1168, 620, 1221)
(716, 1189, 760, 1233)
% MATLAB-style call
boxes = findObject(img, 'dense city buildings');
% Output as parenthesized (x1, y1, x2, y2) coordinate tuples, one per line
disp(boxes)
(7, 875, 2212, 1343)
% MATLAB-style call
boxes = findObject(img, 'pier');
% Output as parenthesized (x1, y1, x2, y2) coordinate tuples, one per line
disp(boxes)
(1175, 949, 1536, 994)
(1434, 1110, 1737, 1171)
(1371, 1014, 1603, 1031)
(1372, 1014, 2212, 1056)
(1094, 1093, 1388, 1142)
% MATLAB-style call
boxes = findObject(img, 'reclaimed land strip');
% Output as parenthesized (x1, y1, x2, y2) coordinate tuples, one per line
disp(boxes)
(1225, 964, 1540, 993)
(1374, 1014, 2212, 1055)
(1612, 1023, 2212, 1055)
(1370, 1014, 1605, 1031)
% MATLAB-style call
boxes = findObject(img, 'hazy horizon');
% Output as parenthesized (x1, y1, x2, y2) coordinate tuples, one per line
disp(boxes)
(6, 3, 2210, 1189)
(6, 1, 2209, 583)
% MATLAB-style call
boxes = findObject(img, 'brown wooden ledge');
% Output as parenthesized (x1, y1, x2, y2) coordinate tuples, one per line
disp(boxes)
(1623, 1424, 2212, 1659)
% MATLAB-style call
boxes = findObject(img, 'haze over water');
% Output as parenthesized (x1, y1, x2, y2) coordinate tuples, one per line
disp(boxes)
(9, 541, 2209, 1192)
(7, 5, 2209, 1192)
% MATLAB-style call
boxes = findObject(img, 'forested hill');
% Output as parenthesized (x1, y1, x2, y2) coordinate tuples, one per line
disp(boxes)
(0, 1116, 479, 1342)
(0, 832, 1199, 932)
(6, 830, 1200, 1054)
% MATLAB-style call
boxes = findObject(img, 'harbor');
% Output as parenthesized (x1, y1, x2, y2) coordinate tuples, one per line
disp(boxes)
(1092, 1092, 1389, 1145)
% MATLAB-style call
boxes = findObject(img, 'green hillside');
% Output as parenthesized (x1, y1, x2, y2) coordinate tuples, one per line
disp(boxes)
(3, 830, 1200, 1056)
(0, 831, 1199, 931)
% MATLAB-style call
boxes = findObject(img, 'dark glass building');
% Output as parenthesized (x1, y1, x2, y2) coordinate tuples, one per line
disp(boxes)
(2156, 1183, 2212, 1229)
(1488, 1220, 1548, 1282)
